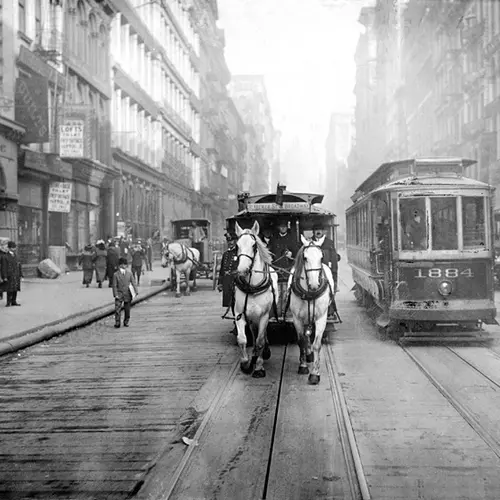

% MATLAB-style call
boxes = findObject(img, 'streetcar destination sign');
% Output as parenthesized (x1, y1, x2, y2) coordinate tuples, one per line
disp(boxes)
(247, 202, 310, 211)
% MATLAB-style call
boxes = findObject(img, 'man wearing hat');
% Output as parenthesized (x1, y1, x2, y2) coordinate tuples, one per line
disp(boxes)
(1, 241, 23, 306)
(312, 223, 339, 293)
(269, 218, 299, 280)
(217, 232, 239, 334)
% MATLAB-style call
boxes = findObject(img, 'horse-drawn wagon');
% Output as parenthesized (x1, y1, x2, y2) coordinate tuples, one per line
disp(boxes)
(161, 218, 222, 295)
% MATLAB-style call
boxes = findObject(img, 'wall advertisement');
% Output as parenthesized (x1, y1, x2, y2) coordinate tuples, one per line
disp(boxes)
(48, 182, 72, 213)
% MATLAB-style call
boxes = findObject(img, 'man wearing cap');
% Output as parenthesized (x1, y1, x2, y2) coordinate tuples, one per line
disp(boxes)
(269, 219, 299, 280)
(312, 224, 339, 293)
(1, 241, 23, 306)
(217, 232, 239, 334)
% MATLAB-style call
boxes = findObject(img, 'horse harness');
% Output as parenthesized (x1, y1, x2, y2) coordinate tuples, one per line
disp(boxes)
(233, 233, 278, 323)
(164, 243, 199, 267)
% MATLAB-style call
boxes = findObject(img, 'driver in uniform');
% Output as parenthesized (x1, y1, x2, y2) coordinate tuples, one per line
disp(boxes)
(269, 218, 299, 281)
(217, 232, 239, 334)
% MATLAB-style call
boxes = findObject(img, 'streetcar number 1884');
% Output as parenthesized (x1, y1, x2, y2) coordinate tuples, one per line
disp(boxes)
(415, 268, 474, 278)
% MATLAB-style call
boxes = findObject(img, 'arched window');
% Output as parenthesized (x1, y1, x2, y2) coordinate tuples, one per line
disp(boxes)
(76, 1, 86, 61)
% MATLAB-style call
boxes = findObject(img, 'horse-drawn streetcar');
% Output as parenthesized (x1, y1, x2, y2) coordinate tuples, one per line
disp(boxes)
(346, 157, 497, 341)
(224, 188, 342, 382)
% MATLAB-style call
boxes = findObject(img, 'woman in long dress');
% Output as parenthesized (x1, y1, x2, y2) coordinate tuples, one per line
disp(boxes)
(78, 244, 95, 287)
(94, 240, 108, 288)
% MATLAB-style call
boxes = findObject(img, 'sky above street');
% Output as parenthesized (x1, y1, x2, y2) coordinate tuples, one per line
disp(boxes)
(218, 0, 368, 154)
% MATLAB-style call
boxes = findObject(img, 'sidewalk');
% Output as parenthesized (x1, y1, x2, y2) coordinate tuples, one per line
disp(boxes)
(1, 261, 170, 343)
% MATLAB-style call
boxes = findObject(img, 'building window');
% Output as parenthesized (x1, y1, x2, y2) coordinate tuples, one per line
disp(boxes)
(18, 0, 26, 33)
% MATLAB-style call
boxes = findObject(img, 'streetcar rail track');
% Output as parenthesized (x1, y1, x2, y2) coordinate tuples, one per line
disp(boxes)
(402, 345, 500, 460)
(150, 339, 369, 500)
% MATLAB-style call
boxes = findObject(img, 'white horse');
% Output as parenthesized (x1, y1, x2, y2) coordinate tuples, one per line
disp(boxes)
(234, 221, 279, 377)
(161, 242, 200, 297)
(287, 235, 334, 385)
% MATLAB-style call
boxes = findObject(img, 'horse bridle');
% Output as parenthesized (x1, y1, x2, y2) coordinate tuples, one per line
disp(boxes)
(300, 242, 325, 290)
(236, 233, 258, 276)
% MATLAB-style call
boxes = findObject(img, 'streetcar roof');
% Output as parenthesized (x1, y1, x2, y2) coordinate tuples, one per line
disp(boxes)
(352, 157, 477, 201)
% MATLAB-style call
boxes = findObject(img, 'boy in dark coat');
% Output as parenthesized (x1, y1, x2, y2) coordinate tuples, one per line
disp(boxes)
(78, 244, 95, 287)
(112, 257, 138, 328)
(106, 241, 120, 288)
(2, 241, 23, 306)
(131, 243, 144, 285)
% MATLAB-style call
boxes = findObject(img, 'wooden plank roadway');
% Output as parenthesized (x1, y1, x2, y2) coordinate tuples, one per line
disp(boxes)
(0, 287, 239, 500)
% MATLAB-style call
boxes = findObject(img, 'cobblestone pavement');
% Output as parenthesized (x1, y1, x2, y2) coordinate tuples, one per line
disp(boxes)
(1, 261, 170, 341)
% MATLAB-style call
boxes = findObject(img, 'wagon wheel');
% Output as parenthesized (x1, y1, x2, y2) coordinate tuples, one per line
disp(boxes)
(212, 253, 218, 290)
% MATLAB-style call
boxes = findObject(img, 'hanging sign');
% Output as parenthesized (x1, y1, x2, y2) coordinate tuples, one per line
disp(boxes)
(48, 182, 72, 212)
(59, 119, 84, 157)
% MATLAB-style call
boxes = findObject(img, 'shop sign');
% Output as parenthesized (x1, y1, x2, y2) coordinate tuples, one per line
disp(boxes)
(48, 182, 72, 213)
(17, 46, 63, 87)
(15, 75, 49, 144)
(59, 119, 84, 157)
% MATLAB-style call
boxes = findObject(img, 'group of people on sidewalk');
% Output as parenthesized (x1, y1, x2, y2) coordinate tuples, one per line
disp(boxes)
(0, 238, 23, 307)
(78, 237, 153, 288)
(216, 220, 340, 332)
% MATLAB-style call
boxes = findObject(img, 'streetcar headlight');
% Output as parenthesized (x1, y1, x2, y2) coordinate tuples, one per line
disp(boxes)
(438, 281, 452, 296)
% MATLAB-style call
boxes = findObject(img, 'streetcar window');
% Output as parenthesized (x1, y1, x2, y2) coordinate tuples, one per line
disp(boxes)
(400, 198, 427, 250)
(463, 197, 485, 247)
(431, 197, 458, 250)
(392, 199, 398, 251)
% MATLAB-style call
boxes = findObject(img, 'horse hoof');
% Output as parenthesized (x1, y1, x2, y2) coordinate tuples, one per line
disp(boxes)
(175, 293, 181, 298)
(186, 291, 191, 296)
(298, 366, 309, 375)
(308, 374, 320, 385)
(240, 360, 253, 374)
(262, 345, 271, 360)
(306, 352, 314, 363)
(252, 368, 266, 378)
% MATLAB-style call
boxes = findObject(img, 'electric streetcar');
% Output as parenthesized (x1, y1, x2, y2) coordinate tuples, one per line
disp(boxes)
(346, 157, 497, 340)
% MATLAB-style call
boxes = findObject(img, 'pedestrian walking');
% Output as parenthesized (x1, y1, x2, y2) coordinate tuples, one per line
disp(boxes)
(0, 237, 9, 301)
(1, 241, 23, 307)
(131, 242, 144, 285)
(146, 237, 153, 271)
(217, 232, 239, 334)
(94, 240, 107, 288)
(106, 241, 120, 288)
(112, 257, 138, 328)
(78, 244, 95, 287)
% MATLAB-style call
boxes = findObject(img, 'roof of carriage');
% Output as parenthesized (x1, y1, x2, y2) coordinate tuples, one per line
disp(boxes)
(171, 218, 211, 226)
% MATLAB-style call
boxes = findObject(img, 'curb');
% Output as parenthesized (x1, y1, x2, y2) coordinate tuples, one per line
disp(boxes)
(0, 283, 170, 357)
